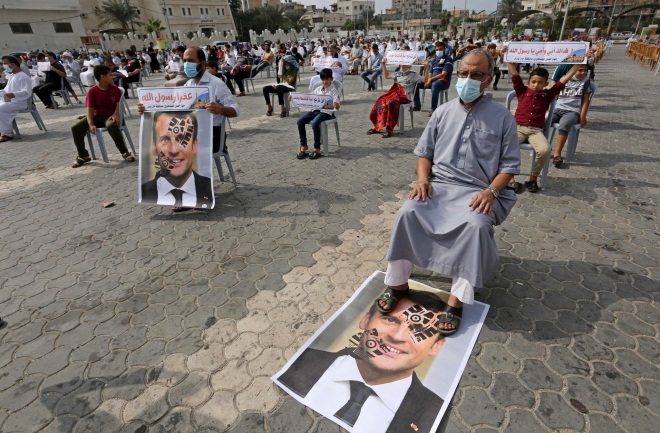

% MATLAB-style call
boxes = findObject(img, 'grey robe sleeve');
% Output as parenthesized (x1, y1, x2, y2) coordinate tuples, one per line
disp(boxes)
(498, 113, 521, 175)
(414, 111, 439, 160)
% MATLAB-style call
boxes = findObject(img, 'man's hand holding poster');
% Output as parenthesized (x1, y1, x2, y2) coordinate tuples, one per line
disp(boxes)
(137, 87, 215, 210)
(504, 42, 590, 64)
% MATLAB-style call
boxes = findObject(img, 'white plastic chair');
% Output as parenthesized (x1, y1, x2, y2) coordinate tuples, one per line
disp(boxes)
(506, 91, 556, 190)
(11, 95, 47, 139)
(295, 112, 341, 155)
(213, 117, 237, 187)
(126, 73, 144, 98)
(85, 88, 136, 163)
(547, 82, 598, 163)
(362, 73, 383, 90)
(419, 87, 448, 111)
(50, 77, 72, 109)
(398, 103, 414, 133)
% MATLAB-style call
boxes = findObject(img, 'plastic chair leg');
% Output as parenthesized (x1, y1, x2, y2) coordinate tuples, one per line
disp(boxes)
(12, 120, 21, 139)
(214, 155, 225, 182)
(334, 122, 340, 147)
(122, 126, 136, 155)
(95, 131, 109, 163)
(223, 154, 237, 186)
(321, 123, 329, 154)
(86, 132, 97, 160)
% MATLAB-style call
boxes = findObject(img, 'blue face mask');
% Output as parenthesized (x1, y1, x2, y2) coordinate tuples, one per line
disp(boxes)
(3, 64, 12, 72)
(455, 77, 484, 103)
(184, 61, 200, 77)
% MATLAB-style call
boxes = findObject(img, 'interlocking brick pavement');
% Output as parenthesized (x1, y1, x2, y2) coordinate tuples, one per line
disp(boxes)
(0, 45, 658, 432)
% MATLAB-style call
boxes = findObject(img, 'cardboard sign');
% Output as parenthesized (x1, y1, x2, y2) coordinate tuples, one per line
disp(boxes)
(385, 50, 427, 65)
(138, 86, 210, 111)
(504, 42, 589, 64)
(137, 87, 215, 210)
(37, 62, 51, 73)
(311, 57, 335, 68)
(290, 92, 333, 110)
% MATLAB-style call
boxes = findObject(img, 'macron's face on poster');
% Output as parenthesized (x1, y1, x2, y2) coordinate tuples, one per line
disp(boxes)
(152, 113, 198, 186)
(357, 298, 445, 381)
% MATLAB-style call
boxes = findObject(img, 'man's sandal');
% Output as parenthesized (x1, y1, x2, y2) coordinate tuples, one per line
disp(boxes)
(72, 156, 92, 168)
(381, 130, 393, 138)
(552, 156, 564, 168)
(122, 153, 136, 162)
(438, 305, 463, 336)
(375, 286, 409, 314)
(367, 129, 378, 135)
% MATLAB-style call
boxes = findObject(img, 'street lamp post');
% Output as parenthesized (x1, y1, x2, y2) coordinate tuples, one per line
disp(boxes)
(559, 0, 572, 41)
(162, 0, 173, 40)
(606, 0, 619, 37)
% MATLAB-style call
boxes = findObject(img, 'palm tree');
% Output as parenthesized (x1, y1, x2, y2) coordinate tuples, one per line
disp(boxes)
(436, 10, 453, 33)
(98, 0, 141, 31)
(498, 0, 523, 30)
(450, 18, 462, 36)
(143, 17, 165, 38)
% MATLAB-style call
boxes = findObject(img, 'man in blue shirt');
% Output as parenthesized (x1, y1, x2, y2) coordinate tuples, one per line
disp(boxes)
(424, 41, 454, 114)
(361, 44, 383, 91)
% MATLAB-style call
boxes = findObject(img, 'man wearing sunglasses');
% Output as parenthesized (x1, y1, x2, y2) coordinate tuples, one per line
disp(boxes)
(378, 49, 521, 336)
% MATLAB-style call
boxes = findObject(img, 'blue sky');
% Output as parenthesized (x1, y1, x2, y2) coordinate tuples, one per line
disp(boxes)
(295, 0, 499, 15)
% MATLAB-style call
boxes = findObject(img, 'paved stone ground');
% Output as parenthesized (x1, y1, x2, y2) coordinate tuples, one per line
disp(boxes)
(0, 45, 657, 433)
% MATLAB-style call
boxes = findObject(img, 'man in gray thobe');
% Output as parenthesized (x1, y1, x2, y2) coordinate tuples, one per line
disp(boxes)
(378, 50, 521, 335)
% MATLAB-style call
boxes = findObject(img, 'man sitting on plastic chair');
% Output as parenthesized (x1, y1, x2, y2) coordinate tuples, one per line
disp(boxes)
(0, 55, 32, 143)
(294, 68, 340, 160)
(70, 65, 135, 168)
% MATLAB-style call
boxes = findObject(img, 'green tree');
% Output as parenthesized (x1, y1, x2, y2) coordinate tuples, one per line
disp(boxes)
(143, 17, 165, 38)
(498, 0, 523, 30)
(98, 0, 141, 31)
(283, 10, 306, 31)
(436, 10, 452, 32)
(342, 19, 354, 31)
(450, 18, 462, 36)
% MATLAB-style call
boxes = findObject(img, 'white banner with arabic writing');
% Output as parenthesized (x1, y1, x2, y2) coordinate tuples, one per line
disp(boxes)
(138, 86, 210, 111)
(311, 57, 335, 68)
(385, 50, 426, 65)
(37, 62, 51, 73)
(504, 42, 589, 64)
(290, 92, 334, 110)
(137, 86, 214, 210)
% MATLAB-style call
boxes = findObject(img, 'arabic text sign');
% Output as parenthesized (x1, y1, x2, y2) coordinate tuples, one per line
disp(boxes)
(504, 42, 589, 64)
(311, 57, 335, 68)
(290, 92, 333, 110)
(37, 62, 51, 73)
(138, 86, 211, 111)
(385, 50, 426, 65)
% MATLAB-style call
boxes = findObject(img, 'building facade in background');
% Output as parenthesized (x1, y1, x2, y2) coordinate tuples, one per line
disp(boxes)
(335, 0, 376, 20)
(1, 0, 86, 52)
(79, 0, 237, 40)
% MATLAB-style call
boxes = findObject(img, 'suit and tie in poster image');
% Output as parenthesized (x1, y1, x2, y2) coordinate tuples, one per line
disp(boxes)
(272, 271, 489, 433)
(137, 87, 215, 209)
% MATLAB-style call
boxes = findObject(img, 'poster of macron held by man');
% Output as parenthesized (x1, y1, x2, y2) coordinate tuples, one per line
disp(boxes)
(137, 87, 215, 210)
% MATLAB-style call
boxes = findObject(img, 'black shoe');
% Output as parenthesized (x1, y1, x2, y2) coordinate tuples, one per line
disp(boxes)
(296, 151, 308, 159)
(525, 180, 540, 193)
(511, 182, 525, 194)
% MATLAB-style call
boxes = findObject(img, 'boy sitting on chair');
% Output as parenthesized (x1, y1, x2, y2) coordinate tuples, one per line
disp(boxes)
(294, 68, 340, 160)
(70, 65, 135, 168)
